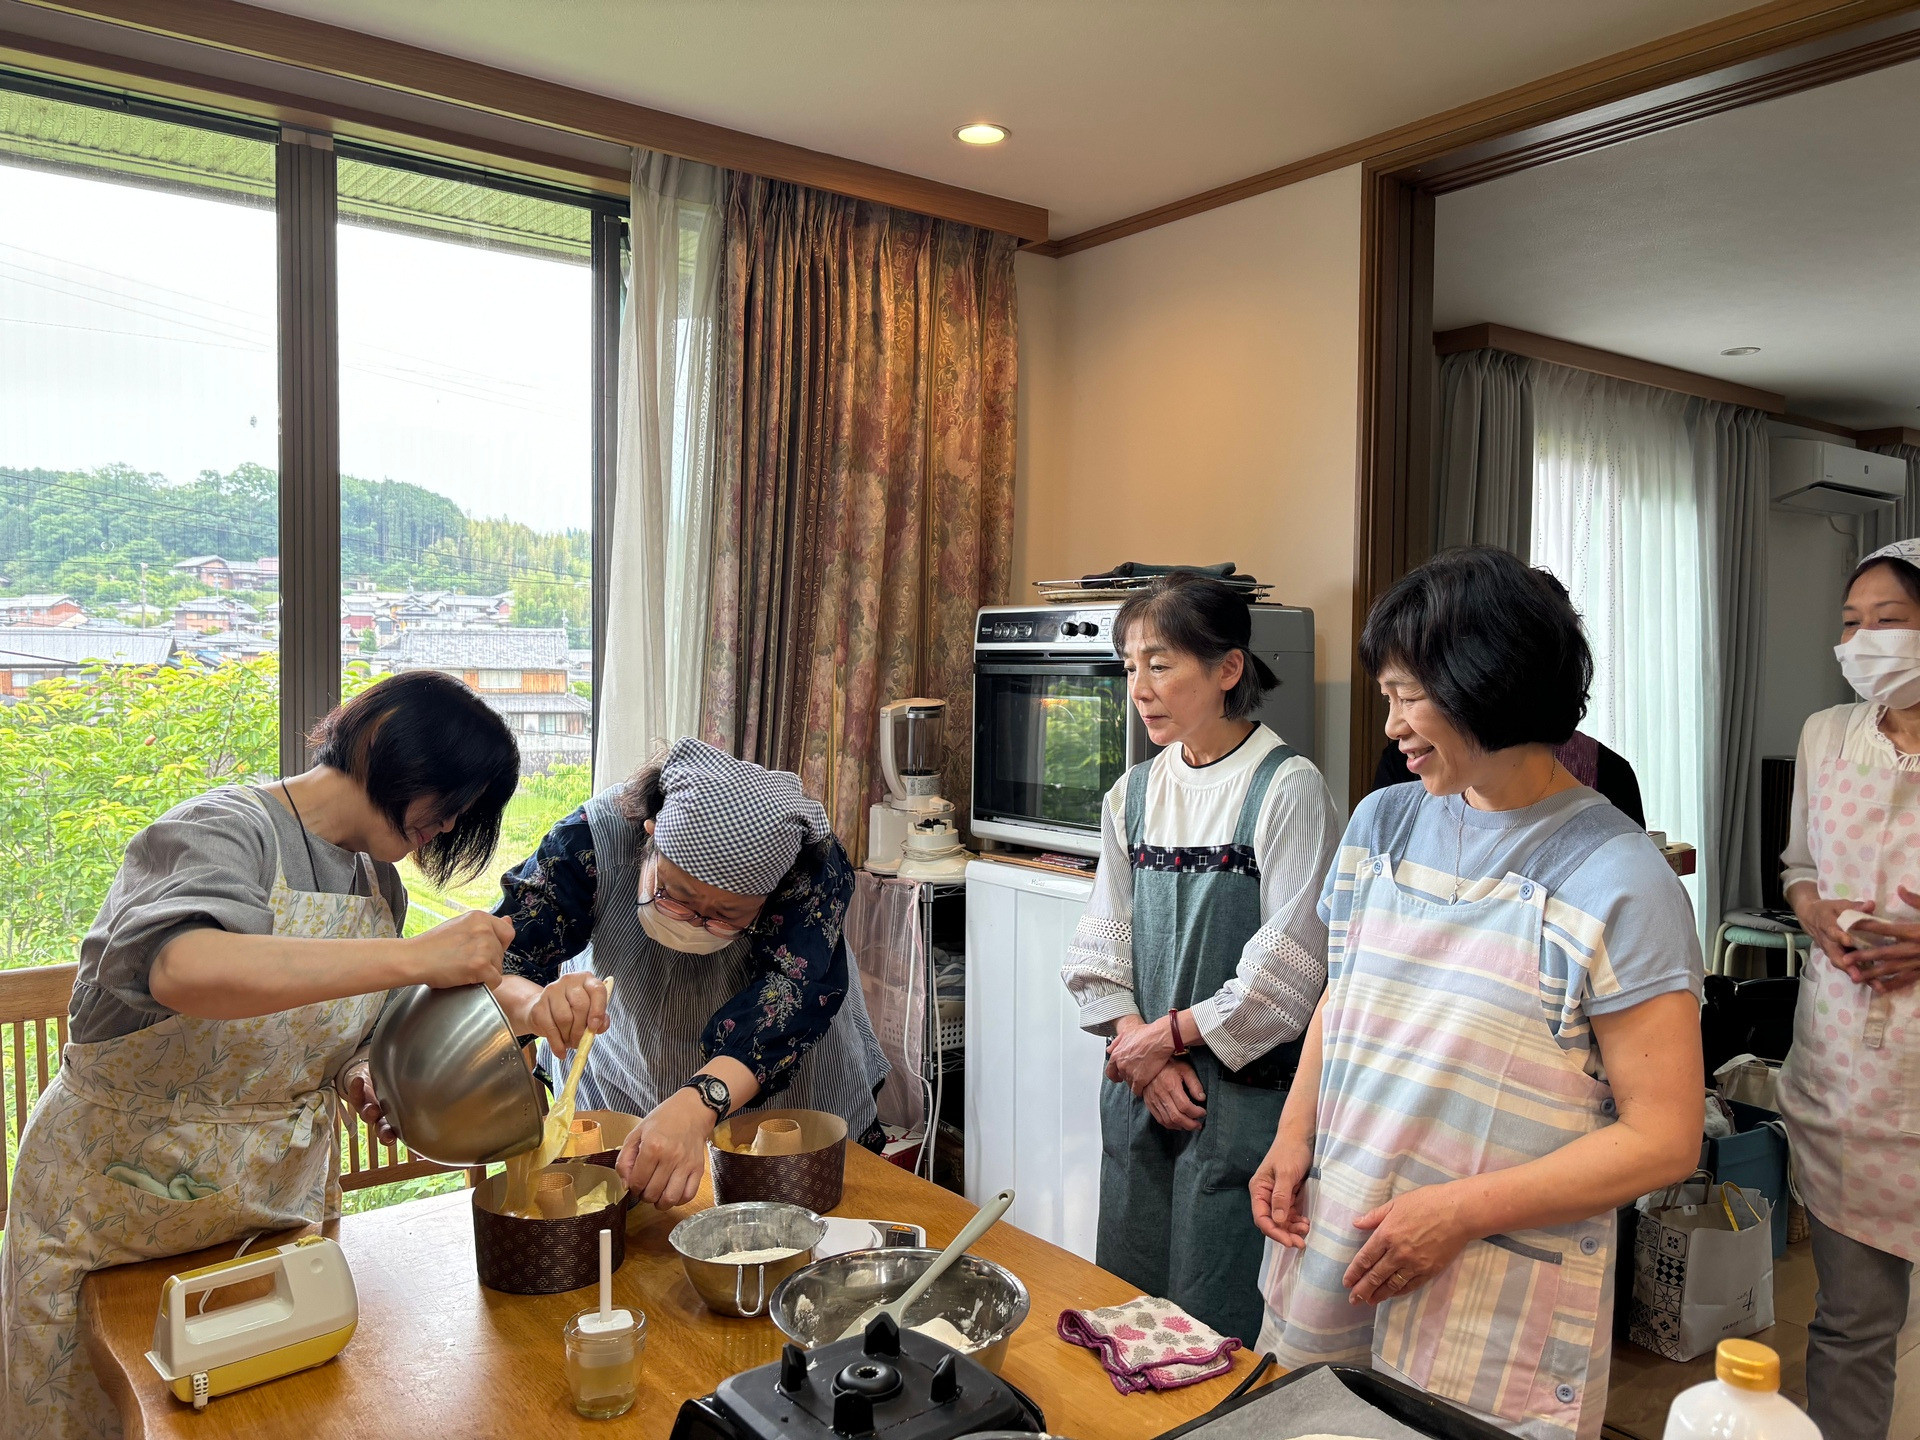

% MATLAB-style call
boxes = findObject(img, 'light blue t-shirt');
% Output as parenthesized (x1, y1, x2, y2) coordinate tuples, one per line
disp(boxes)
(1320, 783, 1703, 1077)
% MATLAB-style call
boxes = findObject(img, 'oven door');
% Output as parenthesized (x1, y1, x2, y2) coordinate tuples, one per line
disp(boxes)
(971, 658, 1150, 851)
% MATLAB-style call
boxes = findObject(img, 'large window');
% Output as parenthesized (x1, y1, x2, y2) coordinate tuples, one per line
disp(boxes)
(334, 154, 601, 926)
(0, 75, 623, 969)
(0, 85, 279, 971)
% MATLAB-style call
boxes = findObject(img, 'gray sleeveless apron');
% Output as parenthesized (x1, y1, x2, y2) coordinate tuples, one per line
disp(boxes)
(1096, 743, 1302, 1345)
(548, 790, 887, 1134)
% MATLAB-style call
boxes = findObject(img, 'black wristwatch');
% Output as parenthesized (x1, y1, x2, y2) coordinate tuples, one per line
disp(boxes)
(680, 1073, 732, 1121)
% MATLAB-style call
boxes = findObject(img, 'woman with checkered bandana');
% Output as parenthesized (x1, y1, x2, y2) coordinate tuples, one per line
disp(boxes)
(489, 738, 890, 1208)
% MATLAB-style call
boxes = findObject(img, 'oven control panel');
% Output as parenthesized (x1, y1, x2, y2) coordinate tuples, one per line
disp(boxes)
(975, 606, 1116, 649)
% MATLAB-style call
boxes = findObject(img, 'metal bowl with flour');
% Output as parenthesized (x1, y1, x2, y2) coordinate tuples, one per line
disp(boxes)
(769, 1248, 1030, 1374)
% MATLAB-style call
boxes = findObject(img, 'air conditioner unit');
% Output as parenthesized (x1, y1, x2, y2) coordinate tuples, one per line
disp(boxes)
(1771, 438, 1905, 515)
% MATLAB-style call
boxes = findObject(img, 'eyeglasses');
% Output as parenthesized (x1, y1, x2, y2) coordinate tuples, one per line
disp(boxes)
(640, 885, 750, 939)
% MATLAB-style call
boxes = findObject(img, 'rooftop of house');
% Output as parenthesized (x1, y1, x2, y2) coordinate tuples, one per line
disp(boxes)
(0, 625, 176, 666)
(0, 594, 78, 609)
(386, 626, 569, 669)
(481, 692, 591, 715)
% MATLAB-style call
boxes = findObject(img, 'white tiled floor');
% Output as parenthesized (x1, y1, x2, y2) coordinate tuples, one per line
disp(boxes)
(1606, 1241, 1920, 1440)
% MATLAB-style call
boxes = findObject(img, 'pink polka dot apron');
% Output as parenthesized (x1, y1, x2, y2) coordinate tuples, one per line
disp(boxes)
(1776, 711, 1920, 1263)
(0, 790, 394, 1439)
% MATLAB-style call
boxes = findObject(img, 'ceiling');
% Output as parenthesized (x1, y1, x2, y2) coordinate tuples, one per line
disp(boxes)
(244, 0, 1753, 238)
(1435, 57, 1920, 430)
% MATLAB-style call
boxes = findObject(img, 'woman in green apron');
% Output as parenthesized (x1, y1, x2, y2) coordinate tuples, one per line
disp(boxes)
(1, 672, 526, 1440)
(1063, 571, 1340, 1344)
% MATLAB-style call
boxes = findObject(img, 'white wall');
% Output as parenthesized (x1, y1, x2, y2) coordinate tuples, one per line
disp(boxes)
(1759, 424, 1860, 759)
(1013, 165, 1365, 807)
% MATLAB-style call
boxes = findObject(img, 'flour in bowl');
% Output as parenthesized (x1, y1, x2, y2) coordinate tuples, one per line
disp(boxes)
(706, 1246, 801, 1265)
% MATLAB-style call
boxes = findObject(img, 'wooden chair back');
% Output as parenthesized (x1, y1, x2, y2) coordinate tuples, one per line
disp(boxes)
(0, 963, 476, 1231)
(0, 962, 76, 1233)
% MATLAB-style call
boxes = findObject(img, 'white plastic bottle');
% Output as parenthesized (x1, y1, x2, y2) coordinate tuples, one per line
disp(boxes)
(1662, 1340, 1821, 1440)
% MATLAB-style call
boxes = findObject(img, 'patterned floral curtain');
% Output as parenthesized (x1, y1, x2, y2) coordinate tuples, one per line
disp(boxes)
(700, 174, 1017, 860)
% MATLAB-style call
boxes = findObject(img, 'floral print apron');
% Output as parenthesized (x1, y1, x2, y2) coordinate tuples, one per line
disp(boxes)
(1777, 720, 1920, 1264)
(1260, 791, 1636, 1440)
(0, 789, 393, 1439)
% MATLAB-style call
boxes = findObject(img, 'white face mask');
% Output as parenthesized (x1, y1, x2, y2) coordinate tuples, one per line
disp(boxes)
(637, 901, 736, 954)
(1835, 626, 1920, 710)
(636, 857, 740, 954)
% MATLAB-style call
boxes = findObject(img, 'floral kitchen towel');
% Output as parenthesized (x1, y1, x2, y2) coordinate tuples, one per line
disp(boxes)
(1057, 1295, 1242, 1394)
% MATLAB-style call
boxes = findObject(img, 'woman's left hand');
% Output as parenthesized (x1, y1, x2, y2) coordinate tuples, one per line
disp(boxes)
(1836, 885, 1920, 994)
(616, 1088, 716, 1208)
(1343, 1183, 1472, 1305)
(1106, 1013, 1178, 1092)
(340, 1060, 397, 1146)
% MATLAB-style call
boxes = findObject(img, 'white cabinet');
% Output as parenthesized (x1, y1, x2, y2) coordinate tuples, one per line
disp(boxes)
(963, 858, 1106, 1261)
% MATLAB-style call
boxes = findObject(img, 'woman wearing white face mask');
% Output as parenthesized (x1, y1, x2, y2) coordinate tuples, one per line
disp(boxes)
(489, 738, 888, 1207)
(1777, 539, 1920, 1440)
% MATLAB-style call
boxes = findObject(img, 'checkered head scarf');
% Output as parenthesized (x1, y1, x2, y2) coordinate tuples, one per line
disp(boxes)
(653, 737, 831, 896)
(1861, 538, 1920, 570)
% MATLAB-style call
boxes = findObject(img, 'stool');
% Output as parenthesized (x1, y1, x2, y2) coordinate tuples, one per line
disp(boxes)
(1710, 910, 1805, 978)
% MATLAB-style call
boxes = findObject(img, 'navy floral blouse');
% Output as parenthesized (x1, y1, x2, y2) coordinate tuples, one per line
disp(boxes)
(495, 806, 857, 1097)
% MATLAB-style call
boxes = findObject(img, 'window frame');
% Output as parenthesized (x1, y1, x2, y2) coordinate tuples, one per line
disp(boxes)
(0, 68, 629, 779)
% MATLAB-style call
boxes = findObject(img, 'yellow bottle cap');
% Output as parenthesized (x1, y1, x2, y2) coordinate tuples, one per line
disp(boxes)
(1717, 1339, 1780, 1392)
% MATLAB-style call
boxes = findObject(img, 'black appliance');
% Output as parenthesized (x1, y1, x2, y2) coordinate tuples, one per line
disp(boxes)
(1150, 1362, 1513, 1440)
(668, 1315, 1045, 1440)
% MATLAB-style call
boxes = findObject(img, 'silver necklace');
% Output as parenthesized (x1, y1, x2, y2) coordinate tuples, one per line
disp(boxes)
(1449, 759, 1561, 905)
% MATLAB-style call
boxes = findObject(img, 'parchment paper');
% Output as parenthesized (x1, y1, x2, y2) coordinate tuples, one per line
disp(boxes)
(1176, 1366, 1434, 1440)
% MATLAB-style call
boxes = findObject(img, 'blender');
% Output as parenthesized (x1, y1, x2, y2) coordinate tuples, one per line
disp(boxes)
(867, 699, 969, 878)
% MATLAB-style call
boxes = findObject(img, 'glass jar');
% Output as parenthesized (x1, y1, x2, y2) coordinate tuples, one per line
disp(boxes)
(564, 1309, 646, 1419)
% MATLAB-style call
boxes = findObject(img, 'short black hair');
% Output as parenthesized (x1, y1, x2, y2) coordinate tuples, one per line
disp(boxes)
(1845, 554, 1920, 607)
(1359, 546, 1592, 752)
(1111, 570, 1278, 721)
(308, 671, 520, 886)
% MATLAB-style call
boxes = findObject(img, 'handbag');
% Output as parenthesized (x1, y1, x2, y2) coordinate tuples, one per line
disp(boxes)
(1628, 1173, 1775, 1362)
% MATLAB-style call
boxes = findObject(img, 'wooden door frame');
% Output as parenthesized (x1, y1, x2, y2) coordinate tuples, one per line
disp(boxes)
(1348, 2, 1920, 801)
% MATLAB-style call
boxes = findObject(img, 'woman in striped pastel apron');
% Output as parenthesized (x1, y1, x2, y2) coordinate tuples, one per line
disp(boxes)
(1777, 540, 1920, 1440)
(2, 673, 523, 1439)
(489, 738, 889, 1209)
(1064, 571, 1340, 1345)
(1255, 549, 1705, 1440)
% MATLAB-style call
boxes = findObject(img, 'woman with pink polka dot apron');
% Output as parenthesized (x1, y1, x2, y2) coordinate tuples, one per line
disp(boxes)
(1778, 538, 1920, 1440)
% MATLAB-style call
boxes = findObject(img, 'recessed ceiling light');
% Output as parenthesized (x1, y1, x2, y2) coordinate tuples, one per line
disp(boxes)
(954, 122, 1010, 146)
(1720, 346, 1761, 356)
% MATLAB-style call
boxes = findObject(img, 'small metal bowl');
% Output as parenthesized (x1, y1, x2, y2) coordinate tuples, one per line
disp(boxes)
(370, 982, 546, 1166)
(769, 1247, 1030, 1374)
(669, 1202, 827, 1318)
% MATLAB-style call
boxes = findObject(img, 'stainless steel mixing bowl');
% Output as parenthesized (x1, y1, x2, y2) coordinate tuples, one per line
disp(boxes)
(769, 1247, 1030, 1374)
(669, 1201, 827, 1317)
(368, 982, 546, 1165)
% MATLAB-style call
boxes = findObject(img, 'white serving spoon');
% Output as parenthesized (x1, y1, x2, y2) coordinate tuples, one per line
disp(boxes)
(837, 1188, 1014, 1341)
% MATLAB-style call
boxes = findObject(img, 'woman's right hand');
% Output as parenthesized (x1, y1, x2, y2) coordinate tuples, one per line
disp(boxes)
(407, 911, 515, 988)
(516, 973, 611, 1056)
(1251, 1127, 1313, 1247)
(1789, 885, 1864, 967)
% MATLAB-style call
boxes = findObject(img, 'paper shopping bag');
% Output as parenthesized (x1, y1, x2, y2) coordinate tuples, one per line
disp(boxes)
(1628, 1180, 1774, 1362)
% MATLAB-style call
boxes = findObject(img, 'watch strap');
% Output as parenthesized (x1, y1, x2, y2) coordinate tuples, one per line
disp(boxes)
(680, 1073, 732, 1120)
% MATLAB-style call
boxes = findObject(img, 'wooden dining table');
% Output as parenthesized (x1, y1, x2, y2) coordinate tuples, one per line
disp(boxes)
(82, 1144, 1267, 1438)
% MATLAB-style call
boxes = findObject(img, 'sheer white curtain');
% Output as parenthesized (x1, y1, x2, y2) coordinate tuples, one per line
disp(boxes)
(1530, 363, 1709, 926)
(594, 150, 725, 781)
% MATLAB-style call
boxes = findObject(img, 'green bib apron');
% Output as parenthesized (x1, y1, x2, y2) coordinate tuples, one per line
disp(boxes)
(1095, 743, 1302, 1345)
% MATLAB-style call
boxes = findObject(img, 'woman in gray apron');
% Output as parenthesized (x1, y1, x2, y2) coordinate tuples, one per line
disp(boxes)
(2, 672, 521, 1439)
(491, 737, 889, 1208)
(1063, 571, 1340, 1344)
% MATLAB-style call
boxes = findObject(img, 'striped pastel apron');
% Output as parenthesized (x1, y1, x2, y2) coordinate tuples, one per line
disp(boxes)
(1259, 788, 1636, 1440)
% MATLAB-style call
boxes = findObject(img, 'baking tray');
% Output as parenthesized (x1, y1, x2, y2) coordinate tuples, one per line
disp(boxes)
(1151, 1363, 1512, 1440)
